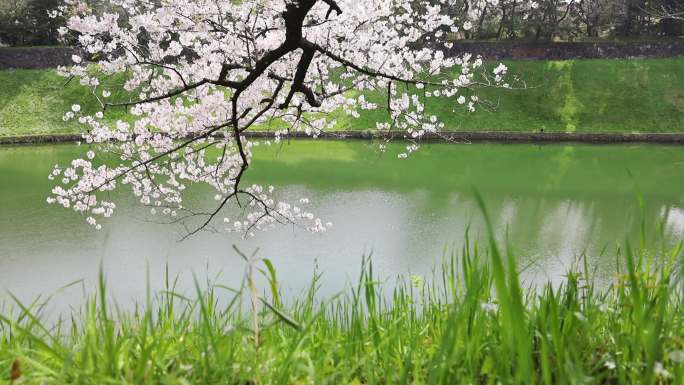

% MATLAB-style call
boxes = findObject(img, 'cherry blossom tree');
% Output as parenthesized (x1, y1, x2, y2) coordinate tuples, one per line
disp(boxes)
(48, 0, 512, 238)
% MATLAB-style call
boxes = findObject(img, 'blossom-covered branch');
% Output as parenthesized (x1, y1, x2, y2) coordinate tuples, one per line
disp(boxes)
(49, 0, 513, 237)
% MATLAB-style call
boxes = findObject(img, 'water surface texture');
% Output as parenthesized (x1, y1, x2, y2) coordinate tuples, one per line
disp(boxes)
(1, 141, 683, 312)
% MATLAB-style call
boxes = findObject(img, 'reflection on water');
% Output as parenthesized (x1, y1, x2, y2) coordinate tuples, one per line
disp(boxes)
(664, 207, 684, 235)
(0, 141, 683, 314)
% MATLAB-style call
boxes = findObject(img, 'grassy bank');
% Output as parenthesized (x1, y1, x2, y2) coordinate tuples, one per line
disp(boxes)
(1, 58, 683, 137)
(1, 229, 683, 384)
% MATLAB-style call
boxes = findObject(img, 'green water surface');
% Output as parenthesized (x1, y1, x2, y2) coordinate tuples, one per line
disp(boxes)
(0, 140, 683, 310)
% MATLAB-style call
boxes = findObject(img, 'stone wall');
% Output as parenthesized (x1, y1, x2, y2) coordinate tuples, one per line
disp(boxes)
(1, 40, 683, 70)
(445, 40, 684, 60)
(0, 47, 78, 69)
(3, 131, 684, 145)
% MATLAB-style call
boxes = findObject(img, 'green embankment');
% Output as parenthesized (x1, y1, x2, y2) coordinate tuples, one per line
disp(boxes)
(1, 58, 683, 137)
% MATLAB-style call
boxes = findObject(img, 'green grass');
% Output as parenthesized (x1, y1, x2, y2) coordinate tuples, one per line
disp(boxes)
(1, 221, 683, 385)
(335, 58, 684, 133)
(0, 69, 131, 137)
(1, 58, 684, 137)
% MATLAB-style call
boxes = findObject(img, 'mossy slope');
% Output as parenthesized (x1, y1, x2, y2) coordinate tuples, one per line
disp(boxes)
(1, 58, 683, 136)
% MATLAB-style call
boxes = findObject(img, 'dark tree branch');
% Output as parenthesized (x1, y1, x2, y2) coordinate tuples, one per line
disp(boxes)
(105, 79, 209, 110)
(321, 0, 343, 19)
(279, 46, 320, 109)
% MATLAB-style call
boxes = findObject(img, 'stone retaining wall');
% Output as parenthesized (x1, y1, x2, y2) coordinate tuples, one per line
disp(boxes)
(445, 40, 684, 60)
(1, 40, 684, 70)
(2, 131, 684, 145)
(0, 47, 79, 69)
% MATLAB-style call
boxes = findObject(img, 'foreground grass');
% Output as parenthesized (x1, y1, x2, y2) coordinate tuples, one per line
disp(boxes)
(1, 225, 683, 384)
(1, 58, 683, 137)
